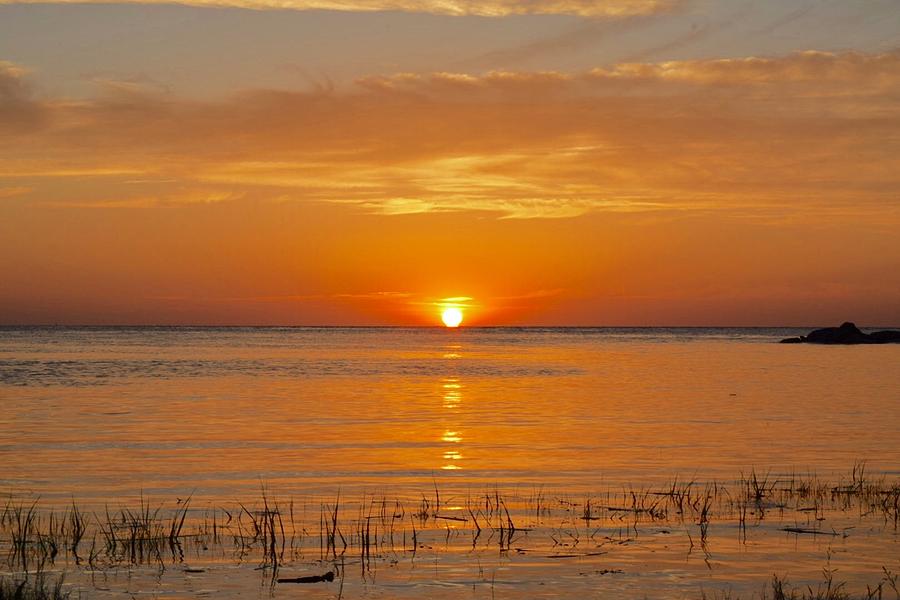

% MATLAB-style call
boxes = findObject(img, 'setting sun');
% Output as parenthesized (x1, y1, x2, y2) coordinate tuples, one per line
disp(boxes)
(441, 307, 463, 328)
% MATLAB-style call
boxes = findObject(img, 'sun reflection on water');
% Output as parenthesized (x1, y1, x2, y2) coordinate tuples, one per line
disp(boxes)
(442, 379, 462, 410)
(440, 374, 464, 470)
(442, 343, 462, 360)
(441, 430, 462, 443)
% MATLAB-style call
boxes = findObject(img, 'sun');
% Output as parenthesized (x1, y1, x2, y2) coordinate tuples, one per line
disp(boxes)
(441, 307, 463, 328)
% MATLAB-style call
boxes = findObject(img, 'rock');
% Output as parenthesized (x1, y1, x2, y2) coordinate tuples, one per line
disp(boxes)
(781, 322, 900, 345)
(869, 330, 900, 343)
(806, 322, 870, 344)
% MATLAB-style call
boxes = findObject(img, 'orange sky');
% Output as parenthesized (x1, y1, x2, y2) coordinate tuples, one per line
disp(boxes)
(1, 2, 899, 326)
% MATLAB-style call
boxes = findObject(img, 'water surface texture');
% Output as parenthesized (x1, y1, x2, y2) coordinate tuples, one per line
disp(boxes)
(2, 327, 900, 499)
(2, 327, 899, 598)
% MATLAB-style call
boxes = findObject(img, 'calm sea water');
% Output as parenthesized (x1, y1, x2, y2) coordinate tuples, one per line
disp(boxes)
(2, 326, 899, 501)
(2, 327, 900, 598)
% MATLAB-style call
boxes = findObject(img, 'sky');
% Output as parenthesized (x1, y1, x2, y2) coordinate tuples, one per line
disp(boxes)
(1, 0, 899, 326)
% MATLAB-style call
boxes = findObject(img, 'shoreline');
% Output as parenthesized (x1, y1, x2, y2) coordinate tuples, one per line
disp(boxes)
(3, 464, 898, 599)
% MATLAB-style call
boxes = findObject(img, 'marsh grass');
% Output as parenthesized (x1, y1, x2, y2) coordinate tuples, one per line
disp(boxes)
(1, 465, 898, 595)
(0, 573, 69, 600)
(703, 568, 900, 600)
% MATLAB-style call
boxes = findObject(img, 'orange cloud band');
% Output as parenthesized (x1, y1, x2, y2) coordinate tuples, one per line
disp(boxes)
(0, 0, 673, 16)
(2, 51, 899, 220)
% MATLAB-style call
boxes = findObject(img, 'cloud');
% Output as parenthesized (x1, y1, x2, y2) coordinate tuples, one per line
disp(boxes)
(0, 61, 46, 133)
(34, 189, 244, 208)
(0, 186, 31, 198)
(0, 0, 673, 16)
(1, 50, 899, 220)
(1, 167, 150, 178)
(361, 50, 900, 101)
(494, 288, 564, 301)
(451, 15, 648, 70)
(333, 291, 414, 299)
(591, 50, 900, 88)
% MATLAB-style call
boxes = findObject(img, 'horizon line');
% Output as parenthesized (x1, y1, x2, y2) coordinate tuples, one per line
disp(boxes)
(1, 323, 897, 329)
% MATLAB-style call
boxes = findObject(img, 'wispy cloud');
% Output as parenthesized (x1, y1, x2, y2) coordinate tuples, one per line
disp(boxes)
(333, 291, 414, 299)
(1, 167, 151, 178)
(451, 16, 649, 71)
(2, 51, 899, 221)
(0, 186, 31, 198)
(493, 288, 564, 301)
(0, 61, 45, 133)
(0, 0, 674, 16)
(590, 50, 900, 87)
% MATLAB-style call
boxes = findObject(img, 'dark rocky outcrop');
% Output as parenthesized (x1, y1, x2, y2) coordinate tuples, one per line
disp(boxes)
(868, 330, 900, 343)
(780, 322, 900, 344)
(805, 322, 871, 344)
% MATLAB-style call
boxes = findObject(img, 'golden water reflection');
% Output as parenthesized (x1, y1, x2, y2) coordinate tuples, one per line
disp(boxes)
(442, 381, 461, 409)
(442, 343, 463, 360)
(440, 375, 464, 470)
(441, 430, 462, 443)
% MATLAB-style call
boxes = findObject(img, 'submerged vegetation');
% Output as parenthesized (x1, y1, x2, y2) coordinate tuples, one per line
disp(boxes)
(1, 463, 898, 598)
(703, 569, 900, 600)
(0, 573, 69, 600)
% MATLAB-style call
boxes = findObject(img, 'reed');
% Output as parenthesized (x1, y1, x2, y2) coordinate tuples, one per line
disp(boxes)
(0, 573, 69, 600)
(2, 467, 898, 591)
(703, 568, 900, 600)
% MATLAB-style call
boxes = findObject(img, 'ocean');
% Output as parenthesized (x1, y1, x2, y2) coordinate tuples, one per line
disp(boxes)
(1, 327, 899, 598)
(2, 326, 900, 498)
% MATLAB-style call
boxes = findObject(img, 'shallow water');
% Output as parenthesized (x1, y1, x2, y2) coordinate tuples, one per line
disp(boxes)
(1, 327, 899, 597)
